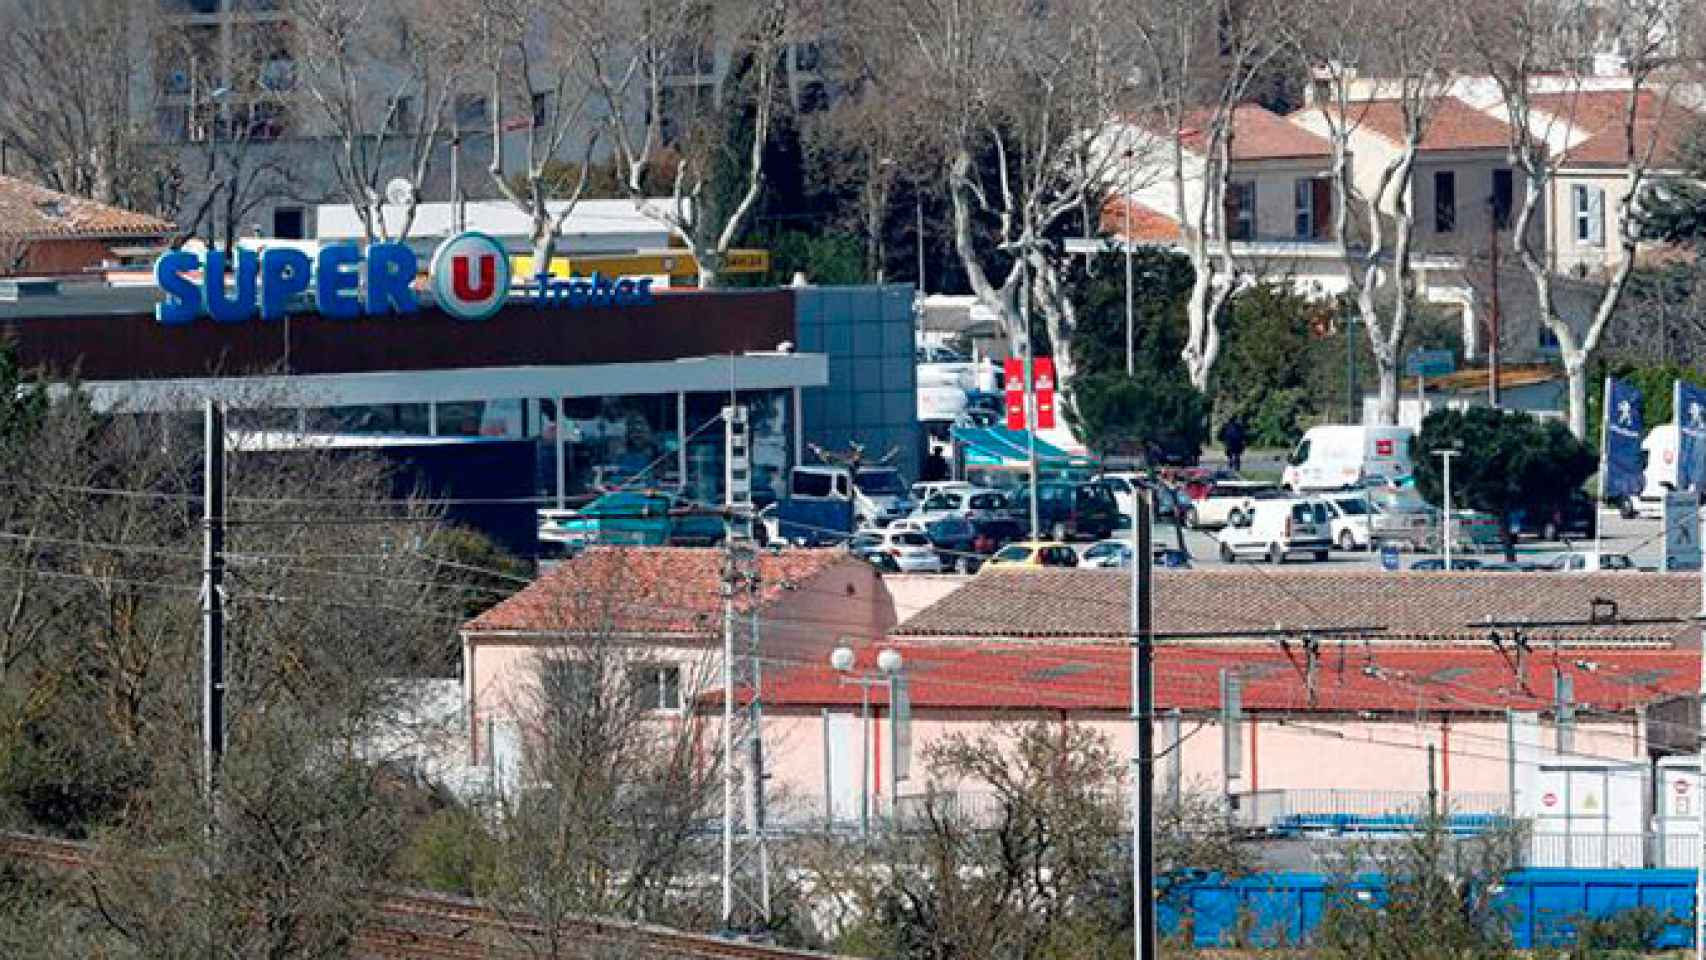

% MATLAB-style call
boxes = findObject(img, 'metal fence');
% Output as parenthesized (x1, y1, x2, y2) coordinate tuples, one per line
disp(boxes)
(1232, 788, 1507, 833)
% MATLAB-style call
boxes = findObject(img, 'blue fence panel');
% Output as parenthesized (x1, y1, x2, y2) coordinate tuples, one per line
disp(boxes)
(1161, 869, 1700, 950)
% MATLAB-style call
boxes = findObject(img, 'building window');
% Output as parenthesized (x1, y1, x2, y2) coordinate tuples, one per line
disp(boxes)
(531, 92, 548, 129)
(1294, 177, 1330, 240)
(1434, 170, 1456, 233)
(388, 95, 415, 133)
(1539, 325, 1561, 351)
(1492, 168, 1513, 230)
(455, 93, 487, 128)
(1224, 181, 1256, 241)
(628, 664, 683, 712)
(541, 659, 596, 708)
(1573, 184, 1605, 246)
(272, 207, 304, 239)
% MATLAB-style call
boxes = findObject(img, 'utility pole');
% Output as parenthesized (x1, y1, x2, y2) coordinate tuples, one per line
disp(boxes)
(916, 196, 926, 297)
(1124, 152, 1135, 378)
(1131, 488, 1157, 960)
(1427, 743, 1438, 819)
(1021, 255, 1040, 537)
(1554, 669, 1575, 755)
(202, 400, 226, 810)
(720, 404, 769, 933)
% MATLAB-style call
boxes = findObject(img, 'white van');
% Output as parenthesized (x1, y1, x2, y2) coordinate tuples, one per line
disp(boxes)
(1282, 425, 1414, 492)
(1216, 498, 1333, 564)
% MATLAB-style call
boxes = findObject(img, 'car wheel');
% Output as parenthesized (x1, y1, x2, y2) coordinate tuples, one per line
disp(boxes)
(1620, 497, 1638, 520)
(1051, 522, 1069, 542)
(1186, 508, 1202, 529)
(1228, 509, 1245, 528)
(1338, 530, 1357, 552)
(955, 555, 973, 574)
(1313, 550, 1328, 562)
(1268, 544, 1284, 565)
(1219, 543, 1235, 564)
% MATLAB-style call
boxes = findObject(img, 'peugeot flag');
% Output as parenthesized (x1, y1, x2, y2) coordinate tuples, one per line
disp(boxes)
(1602, 378, 1645, 499)
(1676, 380, 1706, 492)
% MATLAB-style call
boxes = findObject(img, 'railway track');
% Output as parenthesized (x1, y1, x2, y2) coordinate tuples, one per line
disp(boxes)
(1, 831, 843, 960)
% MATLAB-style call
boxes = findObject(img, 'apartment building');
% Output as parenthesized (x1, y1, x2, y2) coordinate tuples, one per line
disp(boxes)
(143, 1, 833, 242)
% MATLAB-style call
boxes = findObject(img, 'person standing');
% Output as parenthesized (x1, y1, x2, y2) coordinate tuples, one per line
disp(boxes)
(1219, 418, 1247, 473)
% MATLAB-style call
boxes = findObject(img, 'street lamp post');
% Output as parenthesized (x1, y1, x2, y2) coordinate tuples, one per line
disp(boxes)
(1435, 448, 1461, 568)
(831, 646, 905, 835)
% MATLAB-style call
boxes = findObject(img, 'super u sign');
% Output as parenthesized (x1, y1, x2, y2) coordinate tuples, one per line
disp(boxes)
(429, 232, 511, 322)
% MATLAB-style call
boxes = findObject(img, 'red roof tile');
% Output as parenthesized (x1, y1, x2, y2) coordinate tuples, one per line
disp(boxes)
(1320, 97, 1512, 152)
(895, 568, 1700, 646)
(1100, 196, 1181, 243)
(463, 546, 853, 636)
(1527, 89, 1697, 167)
(749, 644, 1698, 715)
(1179, 104, 1334, 161)
(0, 175, 173, 240)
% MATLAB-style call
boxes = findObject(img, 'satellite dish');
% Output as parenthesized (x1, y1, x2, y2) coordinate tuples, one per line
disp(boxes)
(384, 177, 415, 207)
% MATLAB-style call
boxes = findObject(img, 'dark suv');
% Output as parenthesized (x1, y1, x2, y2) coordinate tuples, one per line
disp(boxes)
(1032, 480, 1120, 541)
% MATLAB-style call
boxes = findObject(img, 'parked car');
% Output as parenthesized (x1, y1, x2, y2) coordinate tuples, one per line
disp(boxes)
(1101, 472, 1185, 519)
(1322, 493, 1374, 551)
(1165, 467, 1241, 504)
(1032, 480, 1121, 541)
(541, 490, 725, 547)
(1081, 539, 1192, 569)
(848, 528, 943, 574)
(1511, 491, 1599, 542)
(1547, 551, 1636, 572)
(911, 487, 1017, 524)
(910, 480, 973, 505)
(1185, 480, 1282, 530)
(1366, 488, 1437, 549)
(981, 540, 1079, 570)
(1215, 498, 1333, 564)
(889, 516, 977, 568)
(1409, 558, 1484, 571)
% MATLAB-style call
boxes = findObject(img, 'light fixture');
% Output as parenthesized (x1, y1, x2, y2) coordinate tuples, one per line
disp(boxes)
(830, 646, 855, 673)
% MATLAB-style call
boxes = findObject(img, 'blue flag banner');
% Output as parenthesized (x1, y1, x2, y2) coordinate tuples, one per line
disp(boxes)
(1676, 380, 1706, 492)
(1602, 378, 1645, 499)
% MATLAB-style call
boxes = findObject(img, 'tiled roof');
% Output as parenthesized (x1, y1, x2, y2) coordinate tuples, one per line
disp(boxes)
(1187, 104, 1330, 159)
(1527, 89, 1696, 167)
(0, 175, 173, 240)
(1179, 104, 1334, 160)
(1321, 96, 1513, 152)
(1100, 196, 1182, 243)
(463, 546, 852, 635)
(896, 568, 1700, 646)
(749, 643, 1698, 715)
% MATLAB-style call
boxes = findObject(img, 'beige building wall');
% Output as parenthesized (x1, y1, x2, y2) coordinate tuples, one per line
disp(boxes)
(757, 707, 1651, 820)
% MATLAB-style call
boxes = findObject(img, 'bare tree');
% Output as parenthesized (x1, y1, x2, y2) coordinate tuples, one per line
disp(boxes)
(476, 549, 726, 954)
(0, 0, 160, 209)
(587, 0, 792, 288)
(291, 0, 472, 243)
(1287, 0, 1461, 424)
(157, 22, 301, 256)
(1122, 0, 1285, 390)
(849, 0, 1125, 389)
(799, 721, 1249, 958)
(1465, 0, 1698, 438)
(0, 385, 480, 955)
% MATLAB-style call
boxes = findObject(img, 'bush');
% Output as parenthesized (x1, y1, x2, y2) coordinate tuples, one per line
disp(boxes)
(396, 806, 497, 896)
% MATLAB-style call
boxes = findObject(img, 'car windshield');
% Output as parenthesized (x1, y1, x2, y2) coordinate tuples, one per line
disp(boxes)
(894, 532, 930, 547)
(1331, 498, 1370, 516)
(857, 470, 906, 495)
(993, 545, 1032, 562)
(1077, 484, 1117, 507)
(851, 534, 881, 549)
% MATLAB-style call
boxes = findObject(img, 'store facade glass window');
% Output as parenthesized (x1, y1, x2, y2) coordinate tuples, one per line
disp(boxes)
(437, 399, 526, 438)
(538, 394, 682, 499)
(310, 403, 430, 435)
(683, 389, 792, 506)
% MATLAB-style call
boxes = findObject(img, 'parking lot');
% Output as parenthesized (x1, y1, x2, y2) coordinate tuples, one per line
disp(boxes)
(1137, 508, 1672, 571)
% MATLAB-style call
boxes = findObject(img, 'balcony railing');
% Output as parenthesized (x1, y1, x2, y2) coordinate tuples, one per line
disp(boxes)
(1233, 788, 1508, 834)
